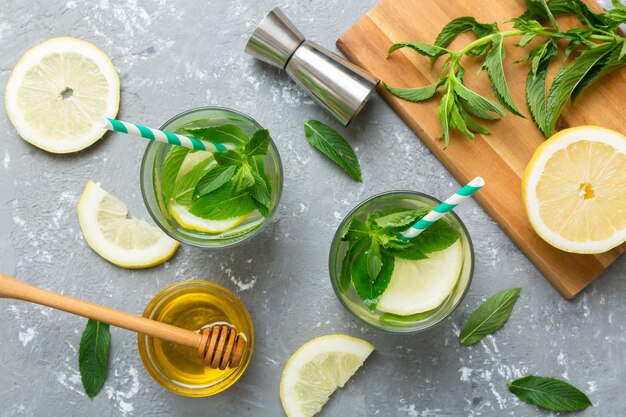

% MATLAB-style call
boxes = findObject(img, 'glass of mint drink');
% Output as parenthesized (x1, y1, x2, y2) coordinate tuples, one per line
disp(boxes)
(141, 107, 283, 248)
(329, 191, 474, 333)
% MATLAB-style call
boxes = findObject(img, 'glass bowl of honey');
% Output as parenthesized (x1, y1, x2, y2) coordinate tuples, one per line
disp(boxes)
(138, 280, 254, 397)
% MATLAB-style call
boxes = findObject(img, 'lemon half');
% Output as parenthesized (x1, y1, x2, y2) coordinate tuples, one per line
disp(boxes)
(522, 126, 626, 253)
(280, 334, 374, 417)
(5, 37, 120, 153)
(78, 181, 179, 268)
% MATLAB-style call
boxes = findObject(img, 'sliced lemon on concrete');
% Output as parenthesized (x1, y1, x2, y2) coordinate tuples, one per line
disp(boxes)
(522, 126, 626, 254)
(280, 334, 374, 417)
(5, 37, 120, 153)
(169, 203, 248, 234)
(377, 241, 463, 315)
(78, 181, 179, 268)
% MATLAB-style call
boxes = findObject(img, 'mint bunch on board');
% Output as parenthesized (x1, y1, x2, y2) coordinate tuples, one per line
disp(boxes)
(160, 125, 273, 219)
(385, 0, 626, 146)
(340, 206, 461, 310)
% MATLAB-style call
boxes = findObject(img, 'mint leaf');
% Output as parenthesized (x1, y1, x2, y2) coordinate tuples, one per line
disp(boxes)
(245, 129, 270, 157)
(453, 77, 505, 119)
(411, 218, 461, 253)
(214, 149, 245, 167)
(249, 171, 271, 210)
(459, 288, 521, 345)
(367, 241, 383, 281)
(388, 41, 448, 58)
(546, 45, 615, 135)
(524, 0, 558, 29)
(377, 234, 412, 250)
(303, 120, 362, 182)
(161, 146, 190, 200)
(233, 163, 255, 193)
(434, 17, 498, 50)
(508, 376, 592, 412)
(172, 159, 213, 205)
(344, 219, 370, 242)
(184, 124, 248, 146)
(483, 34, 524, 117)
(194, 165, 237, 199)
(189, 184, 255, 220)
(436, 82, 455, 147)
(525, 40, 558, 136)
(79, 320, 111, 399)
(352, 251, 394, 311)
(384, 81, 441, 102)
(373, 209, 422, 229)
(340, 237, 369, 292)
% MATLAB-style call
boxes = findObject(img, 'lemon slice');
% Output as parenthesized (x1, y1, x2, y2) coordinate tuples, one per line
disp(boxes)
(377, 241, 463, 315)
(169, 203, 248, 233)
(78, 181, 179, 268)
(177, 150, 215, 179)
(280, 334, 374, 417)
(5, 37, 120, 153)
(523, 126, 626, 254)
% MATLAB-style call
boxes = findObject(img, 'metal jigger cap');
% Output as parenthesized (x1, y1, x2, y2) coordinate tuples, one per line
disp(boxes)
(244, 8, 305, 69)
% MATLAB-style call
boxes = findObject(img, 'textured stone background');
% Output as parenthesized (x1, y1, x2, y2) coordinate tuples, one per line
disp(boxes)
(1, 1, 625, 416)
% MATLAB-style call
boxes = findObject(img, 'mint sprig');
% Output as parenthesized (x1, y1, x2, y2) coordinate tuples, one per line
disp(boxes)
(385, 0, 626, 144)
(161, 125, 274, 221)
(340, 206, 460, 310)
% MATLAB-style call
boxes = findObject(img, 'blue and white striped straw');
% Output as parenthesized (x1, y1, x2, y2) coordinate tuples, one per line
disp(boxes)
(400, 177, 485, 240)
(102, 118, 234, 152)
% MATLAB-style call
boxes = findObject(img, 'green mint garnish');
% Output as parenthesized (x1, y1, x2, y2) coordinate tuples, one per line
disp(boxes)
(340, 205, 460, 310)
(385, 0, 626, 145)
(304, 120, 362, 182)
(190, 182, 256, 220)
(161, 146, 190, 201)
(459, 288, 521, 345)
(162, 125, 273, 220)
(171, 157, 213, 205)
(184, 124, 249, 146)
(507, 375, 592, 412)
(79, 319, 111, 399)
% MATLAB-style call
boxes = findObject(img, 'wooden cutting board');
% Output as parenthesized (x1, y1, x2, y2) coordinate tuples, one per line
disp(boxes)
(337, 0, 626, 299)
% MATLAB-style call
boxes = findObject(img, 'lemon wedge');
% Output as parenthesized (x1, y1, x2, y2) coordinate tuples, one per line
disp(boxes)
(5, 37, 120, 153)
(522, 126, 626, 253)
(78, 181, 179, 268)
(280, 334, 374, 417)
(169, 203, 248, 234)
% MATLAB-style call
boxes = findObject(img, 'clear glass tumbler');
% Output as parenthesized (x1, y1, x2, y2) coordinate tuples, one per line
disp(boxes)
(140, 107, 283, 248)
(329, 191, 474, 333)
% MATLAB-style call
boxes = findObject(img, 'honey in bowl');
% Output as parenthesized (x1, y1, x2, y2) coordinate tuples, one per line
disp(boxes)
(138, 280, 254, 397)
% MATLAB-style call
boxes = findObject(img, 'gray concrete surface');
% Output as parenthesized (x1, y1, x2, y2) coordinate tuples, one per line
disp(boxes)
(1, 1, 625, 416)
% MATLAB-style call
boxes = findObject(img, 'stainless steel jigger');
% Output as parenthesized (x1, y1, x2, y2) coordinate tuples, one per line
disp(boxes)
(245, 8, 379, 126)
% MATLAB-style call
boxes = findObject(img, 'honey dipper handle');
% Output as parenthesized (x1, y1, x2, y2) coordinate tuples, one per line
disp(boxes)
(0, 274, 201, 349)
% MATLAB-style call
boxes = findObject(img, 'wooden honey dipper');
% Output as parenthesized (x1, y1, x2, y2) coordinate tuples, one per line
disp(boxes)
(0, 274, 246, 370)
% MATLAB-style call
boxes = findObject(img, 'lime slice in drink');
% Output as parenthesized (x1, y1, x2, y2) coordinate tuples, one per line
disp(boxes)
(169, 203, 249, 234)
(377, 241, 463, 315)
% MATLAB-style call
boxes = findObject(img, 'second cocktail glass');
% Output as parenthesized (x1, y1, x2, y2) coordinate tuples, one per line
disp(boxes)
(140, 107, 283, 248)
(329, 191, 474, 333)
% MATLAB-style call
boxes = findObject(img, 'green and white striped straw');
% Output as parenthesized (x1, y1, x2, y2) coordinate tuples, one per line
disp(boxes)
(400, 177, 485, 240)
(102, 117, 233, 152)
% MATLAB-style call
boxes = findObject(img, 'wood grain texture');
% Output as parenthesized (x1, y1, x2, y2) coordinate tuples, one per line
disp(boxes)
(337, 0, 626, 299)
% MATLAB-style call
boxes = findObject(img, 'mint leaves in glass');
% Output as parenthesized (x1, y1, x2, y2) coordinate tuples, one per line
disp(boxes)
(141, 107, 283, 248)
(329, 191, 474, 332)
